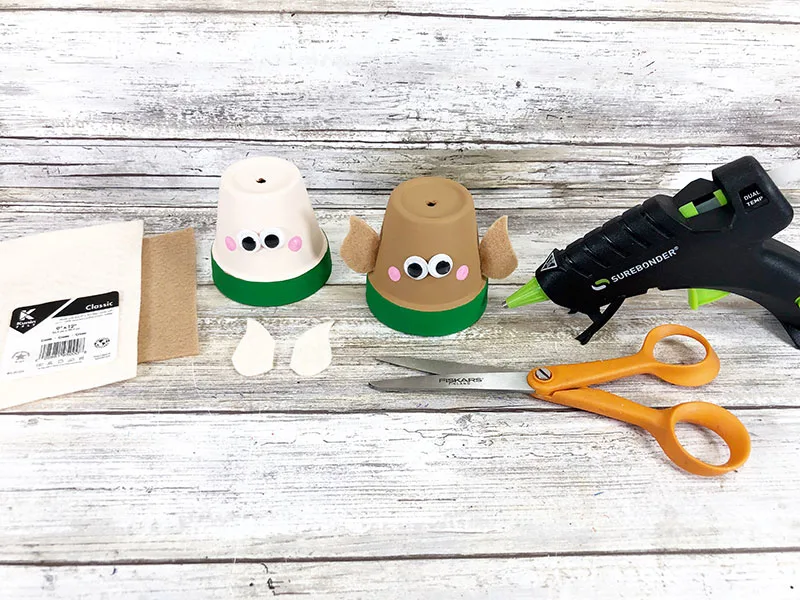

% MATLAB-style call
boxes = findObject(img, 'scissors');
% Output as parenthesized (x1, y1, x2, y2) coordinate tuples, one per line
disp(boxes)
(370, 324, 751, 476)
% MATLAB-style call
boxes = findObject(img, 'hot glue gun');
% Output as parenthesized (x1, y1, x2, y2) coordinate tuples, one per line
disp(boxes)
(505, 156, 800, 347)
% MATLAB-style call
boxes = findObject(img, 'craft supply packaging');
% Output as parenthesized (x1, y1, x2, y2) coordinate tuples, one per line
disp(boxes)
(0, 221, 144, 407)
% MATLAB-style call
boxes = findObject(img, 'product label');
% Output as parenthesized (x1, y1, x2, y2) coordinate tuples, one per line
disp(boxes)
(540, 251, 558, 272)
(740, 184, 770, 212)
(1, 291, 120, 380)
(437, 376, 484, 386)
(607, 246, 680, 286)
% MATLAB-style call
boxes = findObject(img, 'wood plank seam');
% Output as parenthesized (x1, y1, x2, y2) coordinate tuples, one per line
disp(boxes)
(1, 545, 800, 566)
(1, 8, 800, 27)
(5, 137, 800, 148)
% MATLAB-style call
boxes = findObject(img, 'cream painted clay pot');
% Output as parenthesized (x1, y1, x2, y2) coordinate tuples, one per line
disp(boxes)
(341, 176, 517, 336)
(211, 157, 332, 306)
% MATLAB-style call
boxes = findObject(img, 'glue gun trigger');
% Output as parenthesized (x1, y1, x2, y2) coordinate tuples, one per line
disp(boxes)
(574, 297, 626, 345)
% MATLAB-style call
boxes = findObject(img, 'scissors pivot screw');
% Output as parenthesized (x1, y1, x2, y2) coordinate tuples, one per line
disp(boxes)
(534, 367, 552, 381)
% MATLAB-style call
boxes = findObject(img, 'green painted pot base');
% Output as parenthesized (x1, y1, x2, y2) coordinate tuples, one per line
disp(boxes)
(212, 246, 332, 306)
(366, 279, 488, 336)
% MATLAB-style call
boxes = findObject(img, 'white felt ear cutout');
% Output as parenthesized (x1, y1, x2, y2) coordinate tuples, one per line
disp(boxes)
(290, 321, 334, 377)
(232, 318, 275, 377)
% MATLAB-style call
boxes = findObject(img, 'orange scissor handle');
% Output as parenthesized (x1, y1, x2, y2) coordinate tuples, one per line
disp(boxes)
(654, 400, 751, 476)
(529, 324, 720, 397)
(637, 324, 721, 387)
(528, 325, 751, 476)
(543, 388, 751, 476)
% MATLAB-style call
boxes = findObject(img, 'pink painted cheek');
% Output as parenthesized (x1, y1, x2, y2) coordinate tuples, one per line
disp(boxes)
(225, 236, 236, 251)
(456, 265, 469, 280)
(388, 266, 401, 282)
(288, 236, 303, 252)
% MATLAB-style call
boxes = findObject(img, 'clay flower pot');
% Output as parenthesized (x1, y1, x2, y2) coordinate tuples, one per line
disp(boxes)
(211, 157, 332, 306)
(341, 176, 517, 335)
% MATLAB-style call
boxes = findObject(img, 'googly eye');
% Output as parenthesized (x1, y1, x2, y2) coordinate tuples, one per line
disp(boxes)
(260, 228, 286, 250)
(403, 256, 429, 280)
(237, 230, 260, 253)
(428, 253, 453, 278)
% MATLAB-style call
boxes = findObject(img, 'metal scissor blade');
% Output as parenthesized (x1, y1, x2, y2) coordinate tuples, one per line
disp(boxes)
(369, 371, 534, 393)
(376, 356, 505, 375)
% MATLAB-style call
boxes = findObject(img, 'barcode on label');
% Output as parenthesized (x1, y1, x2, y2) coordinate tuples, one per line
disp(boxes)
(38, 338, 86, 360)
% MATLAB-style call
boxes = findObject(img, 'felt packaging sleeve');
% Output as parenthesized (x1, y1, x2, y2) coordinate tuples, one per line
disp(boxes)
(0, 221, 144, 408)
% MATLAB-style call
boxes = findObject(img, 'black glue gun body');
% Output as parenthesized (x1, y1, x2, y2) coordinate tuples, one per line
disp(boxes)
(536, 156, 800, 347)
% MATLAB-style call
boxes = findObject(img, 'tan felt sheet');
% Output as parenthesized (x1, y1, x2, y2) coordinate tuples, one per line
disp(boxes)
(138, 228, 200, 364)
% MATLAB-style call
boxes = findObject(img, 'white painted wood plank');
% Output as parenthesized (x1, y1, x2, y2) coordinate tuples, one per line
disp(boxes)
(2, 284, 798, 413)
(4, 204, 800, 286)
(0, 410, 797, 561)
(2, 553, 799, 599)
(1, 14, 799, 144)
(0, 205, 566, 286)
(2, 140, 799, 196)
(2, 198, 800, 412)
(5, 186, 647, 212)
(4, 0, 800, 23)
(0, 410, 800, 562)
(2, 178, 798, 213)
(1, 0, 796, 590)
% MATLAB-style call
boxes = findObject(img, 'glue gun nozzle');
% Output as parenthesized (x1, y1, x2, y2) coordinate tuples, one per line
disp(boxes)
(504, 277, 549, 309)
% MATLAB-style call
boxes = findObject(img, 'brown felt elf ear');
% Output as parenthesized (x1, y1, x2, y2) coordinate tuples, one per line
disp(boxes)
(479, 216, 518, 279)
(340, 215, 380, 274)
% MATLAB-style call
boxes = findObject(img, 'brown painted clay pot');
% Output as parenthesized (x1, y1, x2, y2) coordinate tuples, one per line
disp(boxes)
(341, 176, 517, 336)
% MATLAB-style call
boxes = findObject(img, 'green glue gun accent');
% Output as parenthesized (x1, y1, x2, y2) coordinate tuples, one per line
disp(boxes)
(688, 288, 730, 310)
(505, 156, 800, 348)
(678, 189, 729, 218)
(503, 277, 549, 309)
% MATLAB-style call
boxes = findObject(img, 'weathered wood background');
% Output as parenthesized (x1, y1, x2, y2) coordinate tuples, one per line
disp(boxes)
(1, 1, 799, 598)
